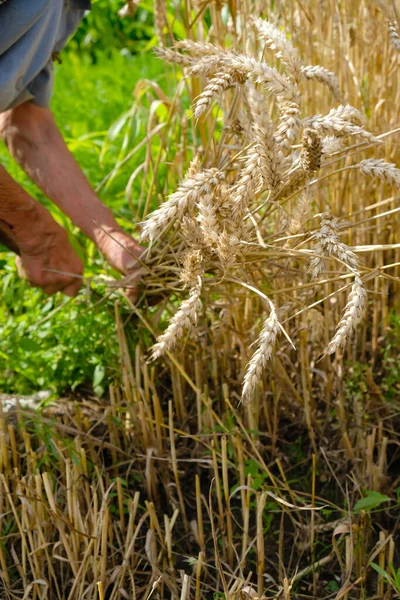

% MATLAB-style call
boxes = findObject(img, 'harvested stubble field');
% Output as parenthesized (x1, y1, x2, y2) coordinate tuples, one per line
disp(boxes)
(3, 0, 400, 599)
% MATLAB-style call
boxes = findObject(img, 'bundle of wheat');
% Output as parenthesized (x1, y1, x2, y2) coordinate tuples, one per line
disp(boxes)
(139, 17, 400, 402)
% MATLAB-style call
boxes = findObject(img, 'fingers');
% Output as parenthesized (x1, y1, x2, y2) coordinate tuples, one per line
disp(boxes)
(122, 266, 143, 303)
(61, 279, 83, 297)
(41, 278, 82, 297)
(17, 255, 83, 297)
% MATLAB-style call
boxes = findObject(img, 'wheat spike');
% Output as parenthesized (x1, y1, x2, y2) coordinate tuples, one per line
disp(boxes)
(193, 71, 236, 118)
(301, 65, 344, 102)
(253, 123, 283, 190)
(230, 147, 263, 221)
(154, 46, 195, 66)
(150, 277, 203, 359)
(321, 136, 345, 156)
(197, 188, 220, 245)
(357, 158, 400, 188)
(275, 101, 302, 149)
(216, 229, 241, 270)
(388, 20, 400, 51)
(246, 84, 272, 128)
(181, 215, 205, 250)
(329, 105, 366, 125)
(303, 106, 377, 142)
(174, 39, 223, 56)
(252, 17, 303, 82)
(288, 190, 313, 234)
(326, 275, 367, 354)
(242, 301, 281, 402)
(309, 214, 359, 278)
(180, 249, 205, 288)
(300, 129, 323, 173)
(189, 52, 300, 103)
(141, 168, 224, 241)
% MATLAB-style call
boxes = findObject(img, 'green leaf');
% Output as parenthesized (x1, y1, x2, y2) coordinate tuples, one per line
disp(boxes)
(19, 338, 41, 352)
(93, 364, 105, 388)
(353, 491, 391, 512)
(94, 384, 105, 398)
(370, 562, 393, 585)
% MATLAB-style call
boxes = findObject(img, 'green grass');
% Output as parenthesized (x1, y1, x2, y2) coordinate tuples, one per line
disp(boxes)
(0, 49, 163, 395)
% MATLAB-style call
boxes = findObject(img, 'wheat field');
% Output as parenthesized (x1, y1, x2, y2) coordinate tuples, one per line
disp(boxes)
(2, 1, 400, 598)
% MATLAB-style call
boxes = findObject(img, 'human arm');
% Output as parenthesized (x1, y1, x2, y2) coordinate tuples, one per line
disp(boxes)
(0, 163, 83, 295)
(0, 102, 143, 290)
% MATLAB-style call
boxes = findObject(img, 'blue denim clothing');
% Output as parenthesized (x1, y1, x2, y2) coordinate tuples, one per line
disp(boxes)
(0, 0, 88, 112)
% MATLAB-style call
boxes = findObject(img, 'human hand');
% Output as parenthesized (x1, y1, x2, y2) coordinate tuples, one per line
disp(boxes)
(16, 216, 83, 297)
(95, 227, 145, 302)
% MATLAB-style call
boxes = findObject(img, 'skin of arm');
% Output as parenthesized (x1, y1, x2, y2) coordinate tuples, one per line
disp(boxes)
(0, 102, 143, 297)
(0, 163, 84, 295)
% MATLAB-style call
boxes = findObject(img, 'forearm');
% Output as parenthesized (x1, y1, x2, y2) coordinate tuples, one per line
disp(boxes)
(0, 163, 52, 253)
(0, 103, 117, 245)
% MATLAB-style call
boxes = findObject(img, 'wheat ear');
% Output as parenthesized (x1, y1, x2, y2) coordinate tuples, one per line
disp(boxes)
(242, 300, 281, 402)
(252, 17, 303, 82)
(309, 214, 359, 278)
(197, 187, 220, 245)
(301, 65, 344, 102)
(357, 158, 400, 188)
(253, 123, 283, 190)
(141, 168, 223, 241)
(309, 214, 366, 353)
(388, 20, 400, 51)
(150, 276, 203, 360)
(275, 100, 302, 149)
(190, 53, 299, 103)
(326, 275, 367, 354)
(173, 39, 223, 56)
(303, 106, 377, 142)
(321, 136, 345, 156)
(230, 147, 263, 221)
(180, 249, 205, 288)
(193, 71, 236, 118)
(300, 129, 323, 173)
(154, 47, 195, 67)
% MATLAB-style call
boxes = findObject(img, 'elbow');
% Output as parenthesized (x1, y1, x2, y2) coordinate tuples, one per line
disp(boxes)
(0, 103, 54, 155)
